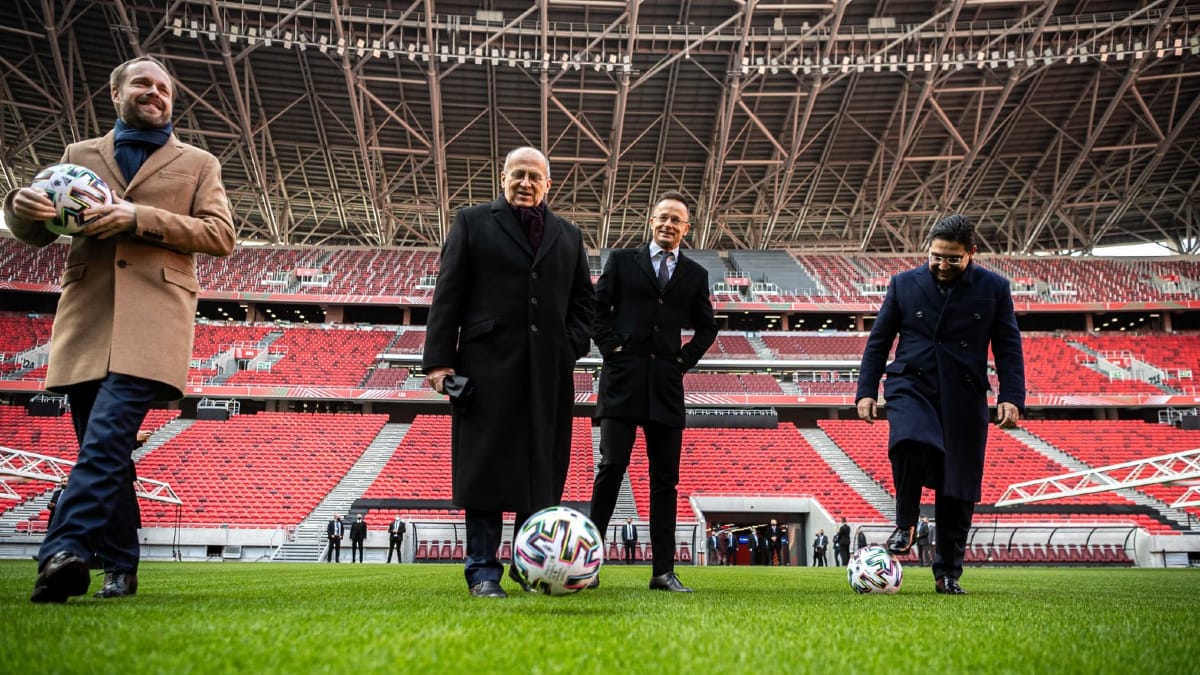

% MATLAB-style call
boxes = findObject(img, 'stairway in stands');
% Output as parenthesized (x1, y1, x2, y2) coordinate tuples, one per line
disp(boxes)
(798, 427, 896, 520)
(273, 423, 409, 561)
(1006, 427, 1191, 530)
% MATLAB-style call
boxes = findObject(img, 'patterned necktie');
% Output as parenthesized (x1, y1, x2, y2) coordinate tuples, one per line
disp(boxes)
(657, 251, 673, 289)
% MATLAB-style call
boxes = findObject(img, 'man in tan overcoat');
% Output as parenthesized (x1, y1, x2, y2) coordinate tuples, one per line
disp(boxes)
(4, 56, 235, 603)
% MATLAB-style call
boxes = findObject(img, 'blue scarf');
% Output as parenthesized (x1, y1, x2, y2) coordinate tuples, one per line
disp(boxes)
(113, 118, 173, 183)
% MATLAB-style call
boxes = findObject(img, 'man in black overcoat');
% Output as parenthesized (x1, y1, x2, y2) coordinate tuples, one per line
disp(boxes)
(589, 190, 718, 592)
(856, 214, 1025, 594)
(423, 146, 594, 599)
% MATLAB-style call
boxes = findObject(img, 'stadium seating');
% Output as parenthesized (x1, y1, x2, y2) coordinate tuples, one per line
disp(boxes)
(626, 424, 886, 522)
(362, 415, 596, 525)
(136, 412, 388, 527)
(2, 406, 180, 527)
(224, 326, 394, 387)
(817, 419, 1176, 533)
(0, 313, 53, 374)
(1023, 420, 1200, 518)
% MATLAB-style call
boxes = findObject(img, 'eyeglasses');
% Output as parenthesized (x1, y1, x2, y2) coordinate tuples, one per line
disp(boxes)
(929, 253, 966, 265)
(652, 214, 688, 226)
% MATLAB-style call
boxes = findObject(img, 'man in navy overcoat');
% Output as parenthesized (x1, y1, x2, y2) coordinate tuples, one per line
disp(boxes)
(856, 214, 1025, 594)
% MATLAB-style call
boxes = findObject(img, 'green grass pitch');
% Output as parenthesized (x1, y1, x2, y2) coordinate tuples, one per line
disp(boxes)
(2, 561, 1196, 674)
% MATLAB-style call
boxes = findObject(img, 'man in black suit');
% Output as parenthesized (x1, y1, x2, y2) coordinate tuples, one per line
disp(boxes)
(812, 529, 828, 566)
(325, 515, 343, 563)
(424, 146, 594, 599)
(916, 517, 932, 566)
(589, 190, 718, 593)
(387, 516, 406, 564)
(857, 214, 1025, 595)
(766, 519, 784, 566)
(620, 517, 638, 564)
(835, 517, 852, 567)
(349, 514, 367, 563)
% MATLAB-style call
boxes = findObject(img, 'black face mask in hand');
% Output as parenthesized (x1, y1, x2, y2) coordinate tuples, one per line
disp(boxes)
(441, 374, 475, 409)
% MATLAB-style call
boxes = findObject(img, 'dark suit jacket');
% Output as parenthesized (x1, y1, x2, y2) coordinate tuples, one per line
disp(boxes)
(423, 196, 594, 512)
(349, 520, 367, 542)
(388, 519, 406, 540)
(856, 262, 1026, 502)
(327, 520, 344, 540)
(594, 245, 718, 427)
(621, 523, 638, 544)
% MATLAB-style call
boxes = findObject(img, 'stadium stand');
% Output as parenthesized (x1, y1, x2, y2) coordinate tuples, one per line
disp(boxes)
(0, 313, 53, 374)
(223, 326, 394, 386)
(817, 419, 1177, 533)
(136, 412, 388, 527)
(2, 406, 181, 529)
(627, 424, 887, 523)
(1022, 420, 1200, 518)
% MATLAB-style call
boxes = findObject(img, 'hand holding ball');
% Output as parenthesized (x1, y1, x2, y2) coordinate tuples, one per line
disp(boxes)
(29, 163, 113, 236)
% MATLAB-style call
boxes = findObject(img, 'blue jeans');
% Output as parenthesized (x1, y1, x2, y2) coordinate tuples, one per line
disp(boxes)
(38, 374, 157, 573)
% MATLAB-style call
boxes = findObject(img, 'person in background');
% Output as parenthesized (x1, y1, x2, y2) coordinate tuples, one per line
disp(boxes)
(387, 515, 406, 564)
(349, 514, 367, 563)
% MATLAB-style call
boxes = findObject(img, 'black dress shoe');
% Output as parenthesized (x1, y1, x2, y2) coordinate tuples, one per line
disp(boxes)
(648, 571, 693, 593)
(886, 525, 916, 555)
(94, 572, 138, 599)
(936, 577, 968, 595)
(507, 564, 533, 593)
(469, 580, 507, 598)
(30, 551, 90, 604)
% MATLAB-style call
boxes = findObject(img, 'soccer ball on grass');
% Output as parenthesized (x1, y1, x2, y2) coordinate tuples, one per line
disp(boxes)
(847, 545, 903, 594)
(512, 506, 603, 595)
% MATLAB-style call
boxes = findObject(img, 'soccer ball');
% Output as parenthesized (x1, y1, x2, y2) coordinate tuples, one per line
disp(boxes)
(512, 506, 603, 596)
(847, 545, 903, 594)
(29, 163, 112, 236)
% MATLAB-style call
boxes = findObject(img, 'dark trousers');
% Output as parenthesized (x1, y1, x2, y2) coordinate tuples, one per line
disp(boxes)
(590, 418, 682, 577)
(891, 441, 975, 581)
(622, 541, 636, 564)
(350, 539, 364, 562)
(326, 537, 341, 562)
(464, 509, 531, 587)
(39, 374, 156, 574)
(387, 537, 403, 563)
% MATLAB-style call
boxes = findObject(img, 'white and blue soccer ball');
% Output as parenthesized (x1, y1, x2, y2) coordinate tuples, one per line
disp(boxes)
(847, 545, 903, 594)
(30, 163, 112, 236)
(513, 506, 603, 596)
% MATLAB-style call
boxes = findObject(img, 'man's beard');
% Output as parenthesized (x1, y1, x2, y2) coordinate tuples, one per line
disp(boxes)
(119, 97, 170, 130)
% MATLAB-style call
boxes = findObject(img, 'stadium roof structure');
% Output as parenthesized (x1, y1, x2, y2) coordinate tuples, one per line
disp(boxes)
(1, 1, 1198, 254)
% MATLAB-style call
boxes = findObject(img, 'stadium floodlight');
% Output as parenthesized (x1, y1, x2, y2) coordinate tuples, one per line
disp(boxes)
(263, 29, 273, 47)
(474, 47, 484, 65)
(905, 53, 915, 71)
(1042, 48, 1053, 65)
(1115, 43, 1125, 60)
(1024, 49, 1035, 66)
(319, 35, 329, 53)
(756, 56, 766, 76)
(246, 27, 258, 46)
(989, 50, 999, 69)
(887, 54, 897, 71)
(171, 18, 183, 37)
(872, 54, 881, 72)
(1191, 36, 1199, 55)
(940, 53, 950, 71)
(804, 56, 813, 75)
(1005, 50, 1016, 67)
(229, 25, 240, 43)
(207, 22, 217, 40)
(820, 56, 830, 75)
(622, 54, 631, 73)
(372, 40, 382, 59)
(855, 55, 865, 73)
(188, 20, 198, 38)
(355, 38, 366, 57)
(1099, 43, 1109, 61)
(1155, 40, 1165, 57)
(955, 53, 965, 70)
(336, 38, 346, 56)
(283, 30, 293, 49)
(457, 46, 466, 63)
(1133, 41, 1144, 59)
(1173, 38, 1183, 56)
(408, 43, 418, 61)
(594, 54, 603, 72)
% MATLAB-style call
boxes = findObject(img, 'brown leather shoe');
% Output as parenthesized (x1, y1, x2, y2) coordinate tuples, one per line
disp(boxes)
(94, 572, 138, 598)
